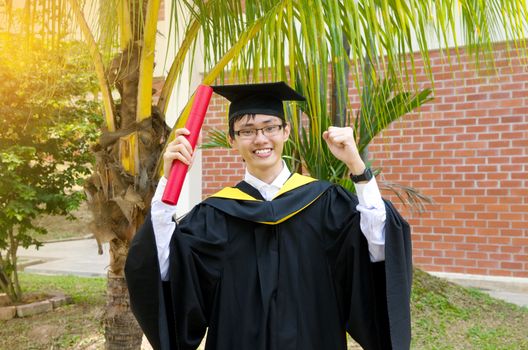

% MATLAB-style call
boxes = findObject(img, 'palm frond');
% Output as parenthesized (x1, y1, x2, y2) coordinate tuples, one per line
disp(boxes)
(136, 0, 162, 122)
(356, 78, 434, 154)
(379, 181, 434, 214)
(156, 17, 202, 116)
(201, 129, 230, 149)
(68, 0, 116, 131)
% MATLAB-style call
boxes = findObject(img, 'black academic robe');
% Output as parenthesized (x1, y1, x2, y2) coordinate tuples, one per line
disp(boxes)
(125, 174, 412, 350)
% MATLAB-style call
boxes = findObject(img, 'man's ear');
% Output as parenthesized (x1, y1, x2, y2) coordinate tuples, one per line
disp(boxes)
(228, 135, 235, 149)
(283, 122, 291, 140)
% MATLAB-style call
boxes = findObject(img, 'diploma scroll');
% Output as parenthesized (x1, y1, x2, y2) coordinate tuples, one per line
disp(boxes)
(162, 85, 213, 205)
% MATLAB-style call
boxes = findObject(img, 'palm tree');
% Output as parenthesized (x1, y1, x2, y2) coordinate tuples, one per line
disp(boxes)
(4, 0, 527, 348)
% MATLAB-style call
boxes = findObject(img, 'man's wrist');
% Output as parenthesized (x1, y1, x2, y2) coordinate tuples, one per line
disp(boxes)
(350, 167, 373, 183)
(347, 159, 366, 176)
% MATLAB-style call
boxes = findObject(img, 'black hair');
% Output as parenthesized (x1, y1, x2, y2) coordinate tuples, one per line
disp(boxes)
(228, 114, 256, 139)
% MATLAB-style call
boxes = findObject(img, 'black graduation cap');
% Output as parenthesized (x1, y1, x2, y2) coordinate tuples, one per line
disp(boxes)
(211, 81, 305, 121)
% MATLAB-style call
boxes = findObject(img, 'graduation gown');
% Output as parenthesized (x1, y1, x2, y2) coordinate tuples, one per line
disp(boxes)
(125, 174, 412, 350)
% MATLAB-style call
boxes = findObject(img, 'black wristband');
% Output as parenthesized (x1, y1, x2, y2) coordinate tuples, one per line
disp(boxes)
(350, 167, 373, 183)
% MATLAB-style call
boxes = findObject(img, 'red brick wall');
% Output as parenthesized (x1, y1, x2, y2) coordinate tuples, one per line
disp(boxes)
(201, 43, 528, 278)
(202, 96, 245, 196)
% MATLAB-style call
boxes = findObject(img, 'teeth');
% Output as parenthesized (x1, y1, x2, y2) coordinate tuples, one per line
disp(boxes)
(255, 149, 271, 154)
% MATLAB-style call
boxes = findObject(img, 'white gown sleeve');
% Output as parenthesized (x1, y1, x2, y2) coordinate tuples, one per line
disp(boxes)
(150, 177, 177, 280)
(354, 177, 386, 262)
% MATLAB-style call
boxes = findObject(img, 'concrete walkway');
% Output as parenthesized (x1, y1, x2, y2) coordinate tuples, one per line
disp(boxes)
(431, 271, 528, 308)
(18, 238, 528, 308)
(19, 238, 108, 277)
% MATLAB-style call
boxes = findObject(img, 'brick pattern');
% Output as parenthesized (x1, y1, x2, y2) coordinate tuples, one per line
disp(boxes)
(202, 96, 245, 196)
(201, 43, 528, 278)
(369, 44, 528, 278)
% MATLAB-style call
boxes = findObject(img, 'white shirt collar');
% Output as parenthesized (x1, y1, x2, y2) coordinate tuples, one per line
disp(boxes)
(244, 161, 291, 201)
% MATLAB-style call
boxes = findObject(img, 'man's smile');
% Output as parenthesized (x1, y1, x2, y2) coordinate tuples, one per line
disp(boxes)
(254, 148, 273, 157)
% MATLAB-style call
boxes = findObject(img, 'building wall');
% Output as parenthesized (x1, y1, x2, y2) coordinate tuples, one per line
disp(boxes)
(201, 96, 246, 196)
(201, 43, 528, 278)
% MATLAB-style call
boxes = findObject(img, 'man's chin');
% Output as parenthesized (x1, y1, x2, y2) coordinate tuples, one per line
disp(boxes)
(247, 158, 279, 170)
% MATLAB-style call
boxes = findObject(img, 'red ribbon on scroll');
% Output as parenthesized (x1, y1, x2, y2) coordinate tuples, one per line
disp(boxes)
(162, 85, 213, 205)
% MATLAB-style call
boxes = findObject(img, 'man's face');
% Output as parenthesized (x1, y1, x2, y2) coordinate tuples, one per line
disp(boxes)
(229, 114, 290, 177)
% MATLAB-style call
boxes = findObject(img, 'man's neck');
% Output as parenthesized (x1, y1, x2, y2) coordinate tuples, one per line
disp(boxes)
(246, 161, 287, 185)
(248, 168, 281, 185)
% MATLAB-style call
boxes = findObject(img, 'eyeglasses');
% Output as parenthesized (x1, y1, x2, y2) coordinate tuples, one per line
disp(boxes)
(234, 124, 284, 139)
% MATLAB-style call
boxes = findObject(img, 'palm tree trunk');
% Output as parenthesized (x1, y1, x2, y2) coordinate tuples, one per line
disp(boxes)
(104, 239, 143, 350)
(85, 39, 169, 347)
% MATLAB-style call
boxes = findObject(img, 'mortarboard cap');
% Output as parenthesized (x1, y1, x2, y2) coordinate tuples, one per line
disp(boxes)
(211, 81, 305, 121)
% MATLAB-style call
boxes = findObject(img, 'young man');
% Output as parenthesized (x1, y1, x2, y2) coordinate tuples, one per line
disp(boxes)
(125, 82, 412, 350)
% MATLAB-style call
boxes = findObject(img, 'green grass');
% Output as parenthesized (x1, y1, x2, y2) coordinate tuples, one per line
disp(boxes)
(19, 273, 106, 305)
(33, 229, 89, 242)
(32, 203, 93, 242)
(1, 270, 527, 349)
(0, 273, 106, 350)
(411, 269, 528, 349)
